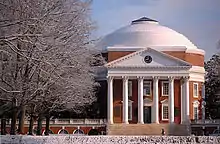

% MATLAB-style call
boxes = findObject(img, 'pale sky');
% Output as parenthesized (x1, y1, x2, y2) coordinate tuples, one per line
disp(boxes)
(92, 0, 220, 60)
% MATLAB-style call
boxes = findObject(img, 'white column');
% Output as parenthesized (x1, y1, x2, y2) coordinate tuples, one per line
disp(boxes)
(138, 77, 144, 124)
(152, 76, 159, 123)
(107, 76, 113, 124)
(168, 77, 175, 123)
(184, 76, 190, 121)
(181, 78, 185, 124)
(123, 76, 129, 124)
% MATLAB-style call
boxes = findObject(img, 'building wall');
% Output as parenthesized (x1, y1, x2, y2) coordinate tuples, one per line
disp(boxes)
(112, 79, 202, 123)
(3, 125, 106, 135)
(107, 50, 204, 123)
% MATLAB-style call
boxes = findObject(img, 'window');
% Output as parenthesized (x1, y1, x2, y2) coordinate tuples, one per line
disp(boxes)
(143, 81, 151, 96)
(193, 106, 199, 120)
(128, 81, 132, 97)
(128, 100, 133, 121)
(128, 105, 132, 120)
(58, 129, 68, 134)
(114, 106, 121, 117)
(193, 83, 198, 97)
(73, 129, 84, 135)
(162, 81, 169, 96)
(162, 105, 169, 120)
(193, 100, 200, 120)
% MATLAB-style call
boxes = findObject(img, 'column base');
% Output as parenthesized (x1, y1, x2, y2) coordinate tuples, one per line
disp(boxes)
(123, 121, 129, 124)
(137, 121, 144, 124)
(152, 121, 160, 124)
(108, 120, 114, 125)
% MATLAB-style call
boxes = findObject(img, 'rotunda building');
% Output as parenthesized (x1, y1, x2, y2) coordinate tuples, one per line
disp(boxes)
(98, 17, 205, 127)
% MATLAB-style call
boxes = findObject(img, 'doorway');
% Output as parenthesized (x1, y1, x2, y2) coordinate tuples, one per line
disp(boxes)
(144, 106, 151, 123)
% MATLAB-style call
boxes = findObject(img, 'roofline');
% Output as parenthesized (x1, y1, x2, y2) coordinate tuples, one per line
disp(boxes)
(105, 46, 205, 55)
(105, 47, 192, 68)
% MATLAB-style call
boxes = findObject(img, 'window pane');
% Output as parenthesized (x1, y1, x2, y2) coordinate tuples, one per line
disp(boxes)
(194, 84, 198, 96)
(143, 81, 151, 95)
(163, 82, 169, 96)
(163, 106, 168, 119)
(194, 107, 198, 120)
(128, 81, 132, 97)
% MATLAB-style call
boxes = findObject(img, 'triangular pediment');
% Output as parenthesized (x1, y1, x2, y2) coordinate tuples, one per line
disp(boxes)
(105, 48, 192, 68)
(161, 99, 168, 104)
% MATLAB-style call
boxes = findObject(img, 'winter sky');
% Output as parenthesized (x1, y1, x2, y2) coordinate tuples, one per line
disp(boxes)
(92, 0, 220, 60)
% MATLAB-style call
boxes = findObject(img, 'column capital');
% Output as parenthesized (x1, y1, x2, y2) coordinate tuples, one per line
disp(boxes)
(137, 76, 144, 81)
(182, 76, 190, 82)
(122, 76, 129, 81)
(107, 76, 114, 81)
(168, 76, 175, 82)
(153, 76, 159, 80)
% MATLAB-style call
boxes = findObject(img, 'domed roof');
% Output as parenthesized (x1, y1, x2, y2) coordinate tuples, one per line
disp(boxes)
(99, 17, 197, 52)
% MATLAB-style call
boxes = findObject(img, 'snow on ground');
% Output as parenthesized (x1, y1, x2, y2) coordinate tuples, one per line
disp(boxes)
(0, 135, 220, 144)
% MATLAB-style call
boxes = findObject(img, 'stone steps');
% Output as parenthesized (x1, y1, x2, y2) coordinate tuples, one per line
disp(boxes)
(108, 123, 189, 136)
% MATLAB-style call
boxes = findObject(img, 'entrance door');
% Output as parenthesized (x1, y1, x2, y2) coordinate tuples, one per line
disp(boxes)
(113, 105, 122, 123)
(144, 106, 151, 123)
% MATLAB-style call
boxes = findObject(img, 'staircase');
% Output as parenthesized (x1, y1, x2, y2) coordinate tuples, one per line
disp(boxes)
(107, 123, 189, 136)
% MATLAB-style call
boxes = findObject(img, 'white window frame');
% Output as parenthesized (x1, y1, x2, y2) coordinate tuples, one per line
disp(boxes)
(128, 100, 133, 121)
(162, 104, 169, 121)
(162, 81, 169, 96)
(143, 81, 151, 96)
(193, 101, 200, 120)
(128, 81, 132, 97)
(193, 83, 199, 98)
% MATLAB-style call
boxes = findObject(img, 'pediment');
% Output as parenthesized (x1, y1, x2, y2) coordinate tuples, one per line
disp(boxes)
(161, 99, 168, 104)
(105, 48, 192, 68)
(144, 98, 153, 104)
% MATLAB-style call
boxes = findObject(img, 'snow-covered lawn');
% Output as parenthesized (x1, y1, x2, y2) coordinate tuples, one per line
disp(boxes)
(0, 135, 220, 144)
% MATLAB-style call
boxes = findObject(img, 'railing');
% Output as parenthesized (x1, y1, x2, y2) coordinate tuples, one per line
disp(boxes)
(1, 119, 107, 125)
(191, 119, 220, 124)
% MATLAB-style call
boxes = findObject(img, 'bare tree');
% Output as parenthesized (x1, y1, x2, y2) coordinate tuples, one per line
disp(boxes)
(0, 0, 103, 134)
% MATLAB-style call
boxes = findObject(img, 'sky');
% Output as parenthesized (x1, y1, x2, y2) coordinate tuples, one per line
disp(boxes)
(91, 0, 220, 60)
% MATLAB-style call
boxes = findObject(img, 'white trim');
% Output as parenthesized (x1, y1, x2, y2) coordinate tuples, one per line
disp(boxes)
(106, 46, 205, 55)
(143, 97, 153, 106)
(193, 100, 200, 120)
(143, 80, 151, 96)
(162, 81, 169, 96)
(42, 129, 54, 135)
(162, 103, 169, 121)
(193, 100, 200, 107)
(73, 129, 84, 135)
(193, 105, 199, 120)
(105, 47, 192, 68)
(58, 129, 69, 134)
(193, 83, 199, 98)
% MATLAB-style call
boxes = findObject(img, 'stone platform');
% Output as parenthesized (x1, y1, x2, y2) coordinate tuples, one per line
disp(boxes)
(108, 123, 190, 136)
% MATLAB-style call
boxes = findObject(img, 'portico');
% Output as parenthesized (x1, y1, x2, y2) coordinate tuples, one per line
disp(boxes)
(107, 75, 190, 124)
(105, 48, 195, 125)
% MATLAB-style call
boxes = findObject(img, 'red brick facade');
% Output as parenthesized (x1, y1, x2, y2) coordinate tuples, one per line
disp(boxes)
(107, 50, 204, 124)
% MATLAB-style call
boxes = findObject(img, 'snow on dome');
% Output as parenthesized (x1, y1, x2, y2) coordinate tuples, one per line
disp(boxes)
(98, 17, 198, 52)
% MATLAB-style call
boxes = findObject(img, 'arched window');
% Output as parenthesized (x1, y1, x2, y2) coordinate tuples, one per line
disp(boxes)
(193, 100, 200, 120)
(73, 129, 84, 135)
(42, 129, 54, 135)
(88, 129, 99, 135)
(58, 129, 68, 134)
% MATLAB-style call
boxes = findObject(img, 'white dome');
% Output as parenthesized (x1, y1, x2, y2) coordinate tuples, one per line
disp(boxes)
(99, 17, 197, 52)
